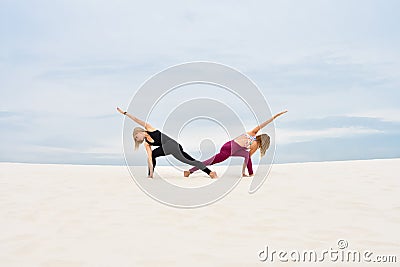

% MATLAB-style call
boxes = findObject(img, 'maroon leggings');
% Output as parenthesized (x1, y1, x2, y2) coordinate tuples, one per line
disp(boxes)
(189, 140, 253, 175)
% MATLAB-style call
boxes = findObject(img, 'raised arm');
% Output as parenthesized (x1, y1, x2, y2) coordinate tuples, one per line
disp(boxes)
(249, 110, 287, 135)
(117, 107, 156, 131)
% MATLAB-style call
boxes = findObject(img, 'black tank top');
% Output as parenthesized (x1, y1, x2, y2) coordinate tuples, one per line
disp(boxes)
(145, 130, 174, 146)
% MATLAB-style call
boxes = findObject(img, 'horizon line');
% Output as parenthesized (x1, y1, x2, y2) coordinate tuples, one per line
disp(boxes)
(1, 157, 399, 167)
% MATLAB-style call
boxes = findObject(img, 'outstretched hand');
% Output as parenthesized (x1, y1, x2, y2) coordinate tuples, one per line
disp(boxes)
(117, 107, 126, 115)
(273, 110, 288, 119)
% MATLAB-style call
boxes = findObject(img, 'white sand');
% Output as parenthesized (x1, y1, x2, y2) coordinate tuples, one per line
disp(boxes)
(1, 159, 399, 266)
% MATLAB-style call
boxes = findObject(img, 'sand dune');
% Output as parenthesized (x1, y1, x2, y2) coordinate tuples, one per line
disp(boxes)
(1, 159, 399, 266)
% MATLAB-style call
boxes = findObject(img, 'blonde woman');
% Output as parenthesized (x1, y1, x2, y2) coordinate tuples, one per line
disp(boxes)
(184, 111, 287, 177)
(117, 107, 217, 178)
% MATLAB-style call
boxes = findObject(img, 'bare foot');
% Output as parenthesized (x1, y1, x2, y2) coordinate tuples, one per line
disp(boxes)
(209, 171, 218, 179)
(184, 171, 191, 177)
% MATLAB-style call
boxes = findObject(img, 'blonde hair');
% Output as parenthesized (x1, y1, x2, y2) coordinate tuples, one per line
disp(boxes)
(133, 127, 146, 150)
(256, 134, 270, 157)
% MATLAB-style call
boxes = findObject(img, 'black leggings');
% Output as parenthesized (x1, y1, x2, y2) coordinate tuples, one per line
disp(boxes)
(149, 140, 211, 175)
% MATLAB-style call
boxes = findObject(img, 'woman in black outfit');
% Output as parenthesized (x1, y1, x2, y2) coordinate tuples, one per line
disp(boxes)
(117, 107, 217, 178)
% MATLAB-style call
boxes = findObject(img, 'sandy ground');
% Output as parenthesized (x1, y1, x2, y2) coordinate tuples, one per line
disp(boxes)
(1, 159, 399, 267)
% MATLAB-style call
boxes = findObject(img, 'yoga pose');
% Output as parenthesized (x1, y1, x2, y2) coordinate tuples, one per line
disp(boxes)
(117, 107, 217, 178)
(184, 110, 287, 177)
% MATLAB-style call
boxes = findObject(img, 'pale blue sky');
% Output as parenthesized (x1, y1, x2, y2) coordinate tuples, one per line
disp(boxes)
(1, 0, 399, 164)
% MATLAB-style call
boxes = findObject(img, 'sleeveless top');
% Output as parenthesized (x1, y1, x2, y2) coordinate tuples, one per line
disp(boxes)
(145, 130, 174, 146)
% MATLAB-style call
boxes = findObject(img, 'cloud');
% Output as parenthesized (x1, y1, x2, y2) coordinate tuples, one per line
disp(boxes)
(348, 109, 400, 123)
(278, 116, 400, 131)
(277, 127, 384, 144)
(275, 133, 400, 163)
(276, 115, 399, 143)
